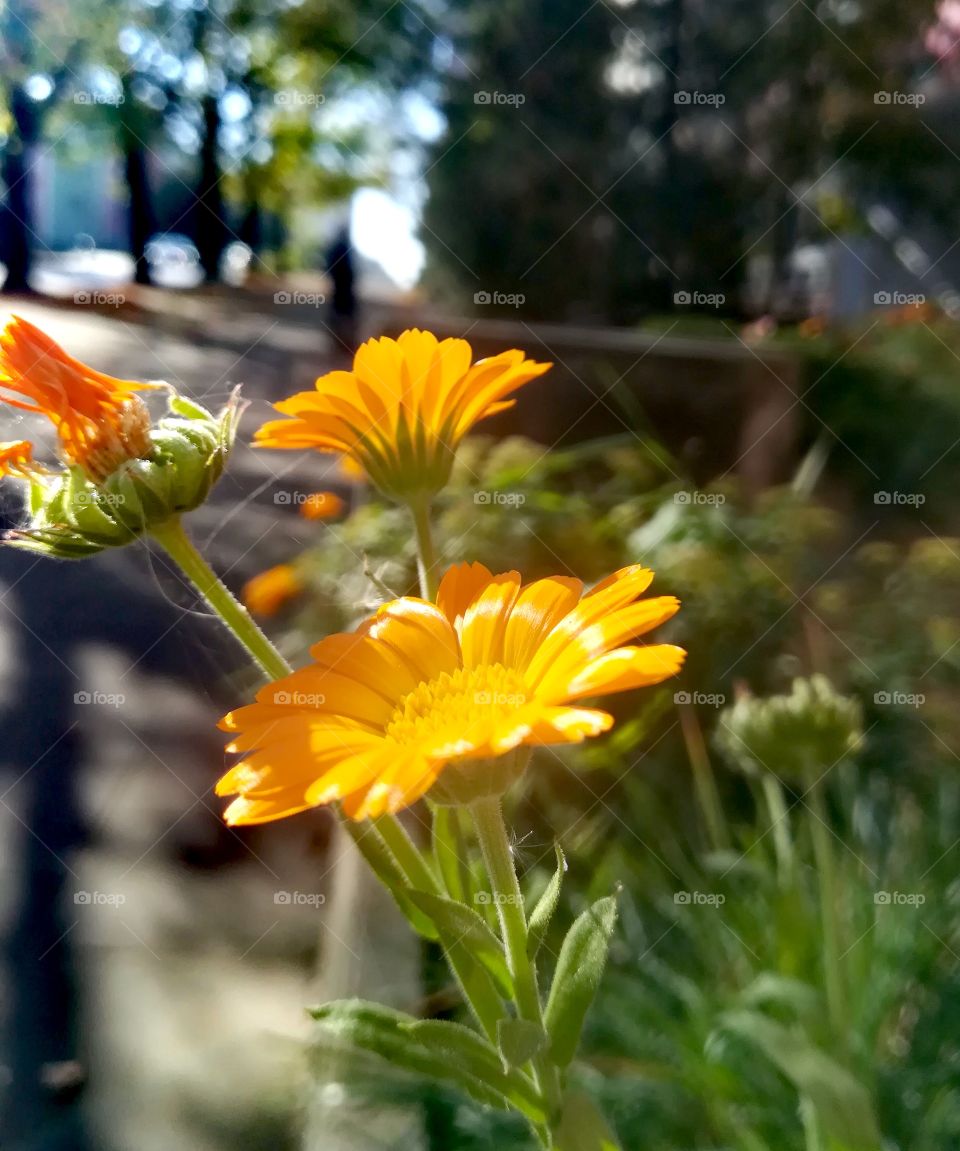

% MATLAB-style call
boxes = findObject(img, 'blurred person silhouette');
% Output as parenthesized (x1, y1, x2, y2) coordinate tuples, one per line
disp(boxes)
(324, 227, 357, 359)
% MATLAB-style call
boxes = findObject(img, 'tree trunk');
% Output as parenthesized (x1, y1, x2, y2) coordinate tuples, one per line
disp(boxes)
(120, 79, 153, 286)
(1, 84, 37, 295)
(196, 94, 227, 283)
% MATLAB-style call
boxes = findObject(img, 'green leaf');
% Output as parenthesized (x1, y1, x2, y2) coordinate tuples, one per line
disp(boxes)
(544, 895, 618, 1067)
(310, 1000, 546, 1125)
(497, 1018, 548, 1069)
(555, 1090, 623, 1151)
(719, 1011, 882, 1151)
(408, 890, 513, 996)
(527, 844, 566, 958)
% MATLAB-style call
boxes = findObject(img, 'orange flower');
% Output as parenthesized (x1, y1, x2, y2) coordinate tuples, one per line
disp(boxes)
(242, 564, 304, 618)
(255, 329, 551, 499)
(0, 439, 46, 479)
(217, 562, 684, 824)
(0, 315, 161, 481)
(300, 490, 346, 521)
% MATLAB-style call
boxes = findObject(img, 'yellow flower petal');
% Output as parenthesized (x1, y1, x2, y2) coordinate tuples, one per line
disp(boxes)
(216, 563, 684, 823)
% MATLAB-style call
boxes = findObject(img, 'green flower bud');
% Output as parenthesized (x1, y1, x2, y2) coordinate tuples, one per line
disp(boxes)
(6, 391, 242, 559)
(715, 675, 863, 782)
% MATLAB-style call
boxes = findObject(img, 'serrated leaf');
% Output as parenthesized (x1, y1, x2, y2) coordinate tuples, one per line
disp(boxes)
(719, 1011, 882, 1151)
(310, 1000, 546, 1124)
(408, 890, 513, 996)
(544, 894, 618, 1067)
(497, 1017, 548, 1069)
(555, 1090, 622, 1151)
(527, 844, 566, 958)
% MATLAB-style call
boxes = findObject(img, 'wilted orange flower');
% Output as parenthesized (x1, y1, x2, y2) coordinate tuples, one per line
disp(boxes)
(255, 329, 551, 499)
(217, 562, 684, 824)
(0, 316, 161, 482)
(300, 490, 345, 520)
(242, 564, 304, 617)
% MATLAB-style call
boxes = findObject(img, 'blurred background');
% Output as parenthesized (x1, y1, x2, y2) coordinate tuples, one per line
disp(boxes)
(1, 0, 960, 1148)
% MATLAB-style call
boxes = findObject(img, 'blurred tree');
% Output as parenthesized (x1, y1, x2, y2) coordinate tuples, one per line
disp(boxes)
(422, 0, 936, 322)
(0, 0, 80, 294)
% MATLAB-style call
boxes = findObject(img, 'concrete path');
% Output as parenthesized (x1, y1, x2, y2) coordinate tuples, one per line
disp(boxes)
(0, 302, 418, 1151)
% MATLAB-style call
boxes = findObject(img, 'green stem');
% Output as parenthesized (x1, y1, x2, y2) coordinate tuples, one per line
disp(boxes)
(808, 781, 846, 1045)
(374, 814, 439, 893)
(678, 702, 729, 852)
(472, 796, 562, 1124)
(760, 774, 795, 888)
(149, 516, 291, 681)
(409, 496, 439, 600)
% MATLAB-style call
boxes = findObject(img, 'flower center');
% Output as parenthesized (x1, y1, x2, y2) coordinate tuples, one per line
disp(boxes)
(386, 663, 528, 748)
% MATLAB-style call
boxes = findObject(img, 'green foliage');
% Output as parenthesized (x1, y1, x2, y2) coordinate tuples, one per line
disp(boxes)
(290, 421, 960, 1149)
(544, 896, 619, 1069)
